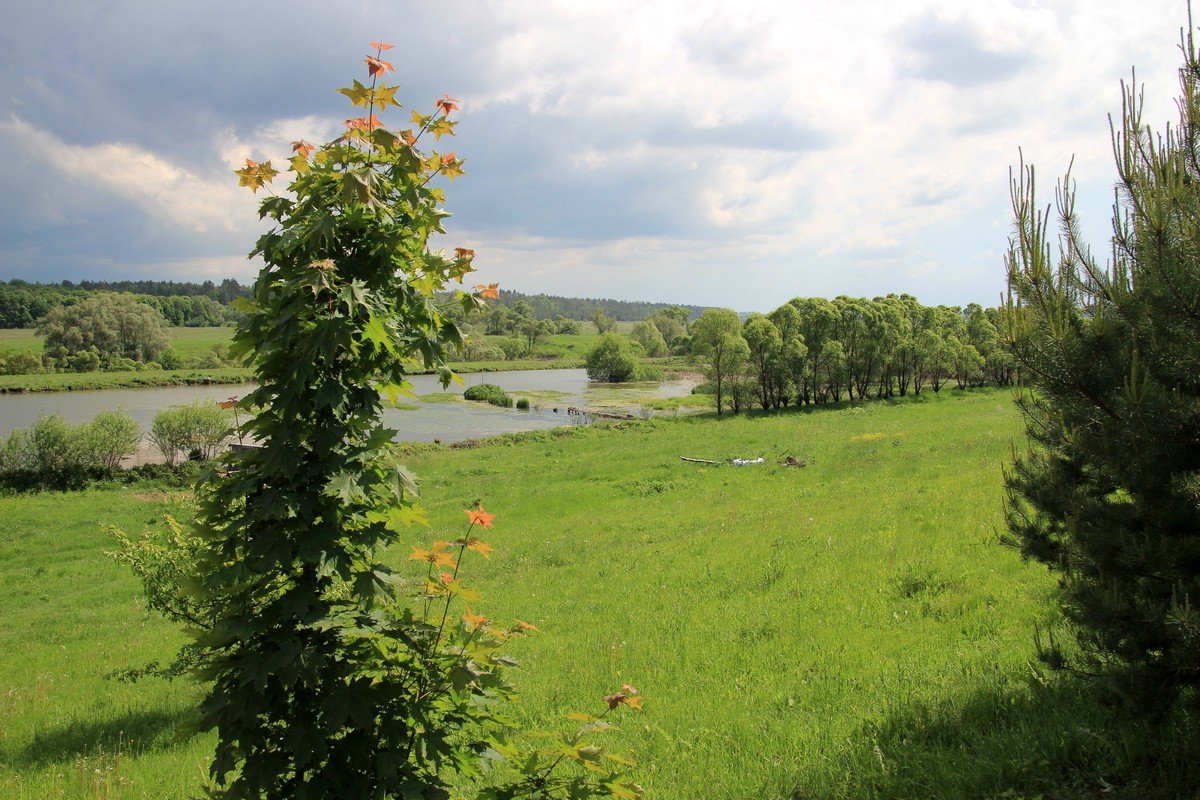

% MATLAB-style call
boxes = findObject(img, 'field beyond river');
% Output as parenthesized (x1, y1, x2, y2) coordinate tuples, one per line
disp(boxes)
(1, 390, 1196, 799)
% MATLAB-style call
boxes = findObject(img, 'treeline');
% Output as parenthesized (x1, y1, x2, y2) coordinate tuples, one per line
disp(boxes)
(0, 279, 250, 328)
(493, 289, 709, 321)
(691, 295, 1012, 413)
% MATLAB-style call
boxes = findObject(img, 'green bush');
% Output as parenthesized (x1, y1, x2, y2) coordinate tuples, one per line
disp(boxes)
(77, 409, 143, 470)
(0, 410, 142, 487)
(585, 333, 641, 382)
(515, 397, 530, 410)
(498, 337, 525, 361)
(463, 383, 513, 407)
(0, 350, 43, 375)
(149, 401, 231, 465)
(159, 347, 185, 370)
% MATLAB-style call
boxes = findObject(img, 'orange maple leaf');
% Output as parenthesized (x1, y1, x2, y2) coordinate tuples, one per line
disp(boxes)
(604, 691, 644, 710)
(513, 620, 539, 633)
(291, 140, 315, 157)
(401, 129, 418, 146)
(369, 40, 394, 51)
(345, 115, 383, 131)
(464, 507, 496, 528)
(462, 610, 489, 629)
(365, 55, 394, 78)
(474, 283, 500, 300)
(453, 536, 493, 559)
(440, 151, 457, 165)
(455, 247, 476, 261)
(409, 543, 457, 569)
(435, 93, 461, 116)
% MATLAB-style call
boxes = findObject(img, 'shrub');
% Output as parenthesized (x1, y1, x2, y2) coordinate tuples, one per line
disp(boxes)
(585, 333, 641, 382)
(0, 410, 141, 487)
(498, 336, 526, 360)
(0, 350, 43, 375)
(464, 382, 514, 407)
(515, 397, 530, 410)
(1, 414, 76, 473)
(148, 402, 231, 465)
(158, 347, 185, 369)
(77, 410, 143, 470)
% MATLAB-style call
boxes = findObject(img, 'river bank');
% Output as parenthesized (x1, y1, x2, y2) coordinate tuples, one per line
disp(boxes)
(0, 358, 602, 394)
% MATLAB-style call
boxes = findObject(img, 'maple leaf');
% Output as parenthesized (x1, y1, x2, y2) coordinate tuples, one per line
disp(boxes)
(373, 83, 401, 110)
(291, 140, 315, 157)
(474, 283, 500, 301)
(453, 536, 493, 559)
(429, 117, 457, 140)
(369, 40, 394, 51)
(439, 152, 465, 180)
(234, 158, 279, 193)
(604, 691, 644, 710)
(365, 55, 394, 78)
(435, 93, 461, 116)
(462, 610, 488, 630)
(409, 543, 457, 570)
(464, 507, 496, 528)
(345, 115, 383, 131)
(338, 79, 373, 107)
(400, 129, 418, 146)
(513, 620, 539, 633)
(621, 683, 639, 695)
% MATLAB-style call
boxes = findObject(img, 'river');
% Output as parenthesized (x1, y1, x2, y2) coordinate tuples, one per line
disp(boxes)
(0, 369, 698, 453)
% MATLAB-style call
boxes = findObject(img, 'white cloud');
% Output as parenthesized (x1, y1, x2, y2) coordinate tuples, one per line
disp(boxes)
(0, 0, 1192, 306)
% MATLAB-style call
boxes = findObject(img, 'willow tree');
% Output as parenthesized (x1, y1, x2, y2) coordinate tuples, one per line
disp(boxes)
(1003, 26, 1200, 702)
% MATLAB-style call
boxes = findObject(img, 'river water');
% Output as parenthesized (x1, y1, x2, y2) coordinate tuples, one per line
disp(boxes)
(0, 369, 697, 450)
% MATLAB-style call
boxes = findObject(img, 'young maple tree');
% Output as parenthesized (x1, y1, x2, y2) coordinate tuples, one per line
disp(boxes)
(187, 43, 643, 799)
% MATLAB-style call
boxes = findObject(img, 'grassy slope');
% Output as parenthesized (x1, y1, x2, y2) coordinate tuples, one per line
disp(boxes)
(1, 391, 1195, 799)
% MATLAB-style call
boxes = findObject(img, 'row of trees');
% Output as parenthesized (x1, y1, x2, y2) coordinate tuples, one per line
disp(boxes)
(691, 295, 1011, 414)
(490, 288, 706, 322)
(0, 280, 245, 328)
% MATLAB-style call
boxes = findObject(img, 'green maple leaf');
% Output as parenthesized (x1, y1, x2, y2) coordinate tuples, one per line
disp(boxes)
(430, 117, 457, 140)
(363, 314, 395, 354)
(373, 84, 401, 110)
(337, 79, 372, 107)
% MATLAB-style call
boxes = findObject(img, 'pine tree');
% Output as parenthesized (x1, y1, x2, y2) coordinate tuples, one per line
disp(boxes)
(1003, 22, 1200, 703)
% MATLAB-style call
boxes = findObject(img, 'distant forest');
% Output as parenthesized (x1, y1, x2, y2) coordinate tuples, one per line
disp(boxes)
(491, 289, 709, 321)
(0, 279, 251, 328)
(1, 279, 708, 329)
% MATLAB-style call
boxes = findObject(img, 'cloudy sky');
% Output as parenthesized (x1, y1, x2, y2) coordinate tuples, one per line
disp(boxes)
(0, 1, 1187, 311)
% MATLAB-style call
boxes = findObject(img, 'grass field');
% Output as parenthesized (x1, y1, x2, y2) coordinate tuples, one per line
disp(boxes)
(1, 390, 1197, 799)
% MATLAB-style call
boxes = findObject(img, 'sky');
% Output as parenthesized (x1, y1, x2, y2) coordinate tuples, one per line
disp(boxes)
(0, 1, 1188, 311)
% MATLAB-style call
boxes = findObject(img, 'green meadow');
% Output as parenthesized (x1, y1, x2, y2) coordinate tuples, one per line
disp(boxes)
(2, 390, 1196, 799)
